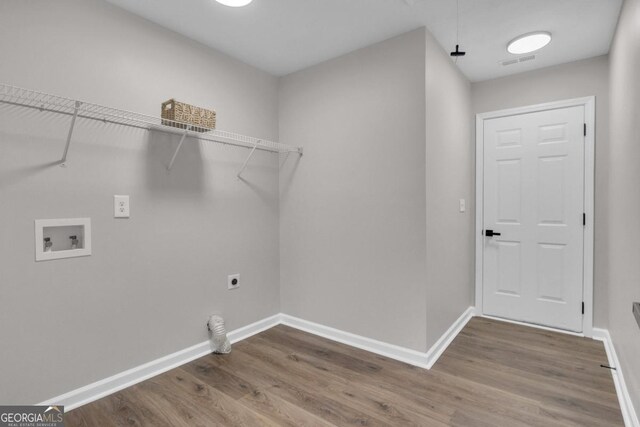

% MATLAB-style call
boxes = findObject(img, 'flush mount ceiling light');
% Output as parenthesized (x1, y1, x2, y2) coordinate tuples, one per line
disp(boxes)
(215, 0, 253, 7)
(507, 32, 552, 55)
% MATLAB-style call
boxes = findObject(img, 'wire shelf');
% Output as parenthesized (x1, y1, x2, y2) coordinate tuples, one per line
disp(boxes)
(0, 83, 302, 155)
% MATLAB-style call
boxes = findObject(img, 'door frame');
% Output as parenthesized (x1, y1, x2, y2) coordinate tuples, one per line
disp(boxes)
(475, 96, 595, 337)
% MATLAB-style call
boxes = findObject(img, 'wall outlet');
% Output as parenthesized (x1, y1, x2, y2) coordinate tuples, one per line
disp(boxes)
(114, 195, 130, 218)
(228, 274, 240, 290)
(459, 198, 466, 213)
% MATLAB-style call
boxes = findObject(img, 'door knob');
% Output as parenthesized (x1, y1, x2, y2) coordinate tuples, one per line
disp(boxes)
(485, 229, 501, 237)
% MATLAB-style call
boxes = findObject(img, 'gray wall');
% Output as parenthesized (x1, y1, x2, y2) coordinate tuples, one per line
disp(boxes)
(279, 28, 474, 352)
(0, 0, 281, 404)
(608, 0, 640, 413)
(279, 29, 430, 352)
(471, 55, 610, 328)
(424, 32, 474, 345)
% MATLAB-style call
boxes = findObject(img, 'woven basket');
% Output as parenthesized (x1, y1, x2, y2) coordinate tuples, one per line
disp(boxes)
(161, 99, 216, 132)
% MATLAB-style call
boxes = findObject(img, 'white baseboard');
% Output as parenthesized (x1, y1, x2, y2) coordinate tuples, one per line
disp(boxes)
(227, 314, 282, 344)
(39, 314, 281, 411)
(480, 314, 586, 338)
(424, 307, 476, 368)
(281, 306, 475, 370)
(40, 309, 474, 412)
(593, 328, 640, 427)
(280, 314, 430, 368)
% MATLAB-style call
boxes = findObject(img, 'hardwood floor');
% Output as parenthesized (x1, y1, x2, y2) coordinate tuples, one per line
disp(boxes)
(66, 317, 623, 426)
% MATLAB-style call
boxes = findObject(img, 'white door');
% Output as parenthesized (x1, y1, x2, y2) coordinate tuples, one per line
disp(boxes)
(482, 106, 585, 332)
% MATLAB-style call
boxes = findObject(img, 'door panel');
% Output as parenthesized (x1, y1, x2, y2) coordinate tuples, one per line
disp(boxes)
(537, 155, 566, 224)
(537, 243, 567, 302)
(496, 159, 522, 223)
(495, 241, 522, 297)
(483, 106, 584, 332)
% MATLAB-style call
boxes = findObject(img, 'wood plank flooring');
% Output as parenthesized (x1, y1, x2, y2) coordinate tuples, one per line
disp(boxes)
(66, 317, 623, 426)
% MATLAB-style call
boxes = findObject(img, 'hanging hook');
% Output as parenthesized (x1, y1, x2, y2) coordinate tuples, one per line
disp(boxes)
(450, 0, 466, 60)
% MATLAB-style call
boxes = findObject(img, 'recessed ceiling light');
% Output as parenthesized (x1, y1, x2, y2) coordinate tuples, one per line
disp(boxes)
(215, 0, 253, 7)
(507, 32, 552, 55)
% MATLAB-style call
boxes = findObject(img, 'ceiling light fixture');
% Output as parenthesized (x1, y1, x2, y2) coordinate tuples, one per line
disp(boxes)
(507, 32, 551, 55)
(215, 0, 253, 7)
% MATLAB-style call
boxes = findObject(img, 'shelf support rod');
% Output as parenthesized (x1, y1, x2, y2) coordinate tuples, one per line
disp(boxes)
(237, 140, 260, 179)
(167, 131, 189, 171)
(60, 101, 81, 166)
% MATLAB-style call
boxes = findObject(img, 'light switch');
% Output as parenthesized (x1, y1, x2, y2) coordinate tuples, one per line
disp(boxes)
(459, 199, 466, 213)
(114, 195, 130, 218)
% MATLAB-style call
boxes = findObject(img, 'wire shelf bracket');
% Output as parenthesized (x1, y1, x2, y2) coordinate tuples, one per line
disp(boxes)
(0, 83, 303, 172)
(167, 130, 189, 171)
(60, 100, 81, 166)
(237, 140, 260, 179)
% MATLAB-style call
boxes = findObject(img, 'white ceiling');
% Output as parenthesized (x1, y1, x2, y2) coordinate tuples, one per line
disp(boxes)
(105, 0, 622, 82)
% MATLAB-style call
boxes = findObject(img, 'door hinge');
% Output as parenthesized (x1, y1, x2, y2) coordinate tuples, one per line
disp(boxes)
(582, 302, 585, 315)
(584, 123, 587, 136)
(583, 213, 586, 226)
